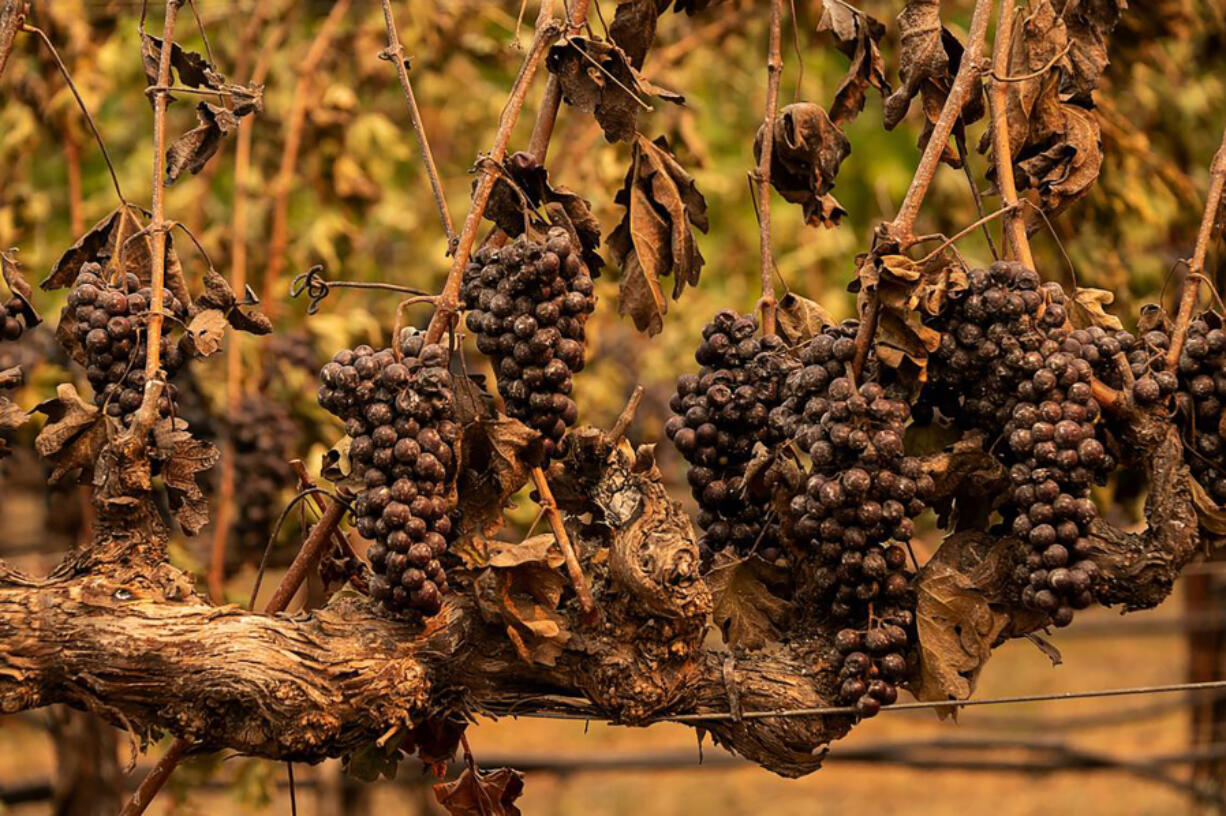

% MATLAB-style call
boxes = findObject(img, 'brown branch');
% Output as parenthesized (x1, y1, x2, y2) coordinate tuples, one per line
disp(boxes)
(261, 0, 351, 317)
(117, 738, 191, 816)
(0, 0, 24, 83)
(532, 466, 596, 619)
(526, 0, 591, 163)
(424, 4, 561, 345)
(141, 1, 181, 386)
(1168, 126, 1226, 368)
(987, 0, 1035, 269)
(264, 496, 349, 614)
(379, 0, 455, 247)
(755, 0, 784, 337)
(884, 0, 993, 248)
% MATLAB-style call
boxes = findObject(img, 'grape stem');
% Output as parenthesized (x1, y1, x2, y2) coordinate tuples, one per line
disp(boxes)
(1167, 125, 1226, 368)
(423, 1, 562, 346)
(755, 0, 784, 337)
(379, 0, 455, 249)
(533, 466, 597, 621)
(987, 0, 1035, 270)
(526, 0, 592, 163)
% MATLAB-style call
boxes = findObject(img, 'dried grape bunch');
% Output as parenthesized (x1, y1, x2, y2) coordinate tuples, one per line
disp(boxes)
(784, 369, 931, 718)
(318, 329, 457, 619)
(65, 262, 186, 425)
(1128, 327, 1180, 405)
(230, 395, 297, 554)
(461, 227, 595, 460)
(1171, 316, 1226, 502)
(665, 310, 796, 560)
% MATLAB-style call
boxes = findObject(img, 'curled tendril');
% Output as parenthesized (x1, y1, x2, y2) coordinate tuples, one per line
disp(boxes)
(290, 265, 431, 315)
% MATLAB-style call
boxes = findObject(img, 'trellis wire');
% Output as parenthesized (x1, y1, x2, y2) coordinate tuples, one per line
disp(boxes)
(491, 679, 1226, 724)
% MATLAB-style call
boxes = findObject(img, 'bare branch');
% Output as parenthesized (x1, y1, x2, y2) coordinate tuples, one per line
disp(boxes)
(987, 0, 1035, 269)
(756, 0, 784, 336)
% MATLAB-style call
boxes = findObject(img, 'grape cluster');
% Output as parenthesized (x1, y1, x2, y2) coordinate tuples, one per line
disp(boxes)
(230, 395, 297, 553)
(1170, 318, 1226, 501)
(665, 310, 795, 559)
(66, 263, 186, 424)
(1128, 328, 1181, 405)
(318, 330, 457, 618)
(461, 228, 595, 459)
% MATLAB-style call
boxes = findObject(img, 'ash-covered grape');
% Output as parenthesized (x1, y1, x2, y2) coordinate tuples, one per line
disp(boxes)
(65, 262, 186, 425)
(665, 310, 796, 559)
(1, 297, 28, 342)
(318, 329, 457, 619)
(461, 227, 595, 460)
(1169, 317, 1226, 502)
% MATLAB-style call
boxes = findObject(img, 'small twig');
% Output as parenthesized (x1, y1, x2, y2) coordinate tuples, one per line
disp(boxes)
(290, 265, 431, 315)
(990, 41, 1070, 83)
(1168, 125, 1226, 367)
(141, 1, 181, 386)
(755, 0, 784, 336)
(262, 0, 351, 317)
(526, 0, 591, 162)
(850, 296, 878, 383)
(379, 0, 455, 248)
(184, 0, 214, 66)
(21, 23, 127, 206)
(259, 492, 349, 614)
(954, 128, 999, 259)
(608, 385, 644, 447)
(531, 466, 596, 620)
(918, 203, 1020, 263)
(117, 738, 191, 816)
(884, 0, 992, 248)
(425, 3, 562, 345)
(290, 460, 365, 579)
(987, 0, 1035, 269)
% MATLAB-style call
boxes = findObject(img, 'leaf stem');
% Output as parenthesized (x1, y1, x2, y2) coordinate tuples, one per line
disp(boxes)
(756, 0, 784, 337)
(532, 466, 596, 620)
(1168, 126, 1226, 368)
(379, 0, 455, 248)
(987, 0, 1034, 269)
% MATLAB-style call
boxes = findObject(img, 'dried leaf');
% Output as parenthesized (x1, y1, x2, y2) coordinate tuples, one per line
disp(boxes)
(1191, 479, 1226, 538)
(609, 135, 708, 336)
(818, 1, 890, 126)
(487, 534, 565, 570)
(545, 35, 682, 143)
(433, 767, 525, 816)
(706, 548, 792, 650)
(455, 414, 541, 556)
(141, 33, 222, 90)
(776, 292, 836, 345)
(1069, 287, 1124, 331)
(754, 103, 850, 228)
(185, 308, 228, 357)
(1060, 0, 1124, 106)
(609, 0, 660, 67)
(196, 267, 271, 336)
(914, 532, 1012, 707)
(33, 384, 107, 484)
(157, 422, 221, 535)
(166, 102, 240, 184)
(853, 254, 962, 379)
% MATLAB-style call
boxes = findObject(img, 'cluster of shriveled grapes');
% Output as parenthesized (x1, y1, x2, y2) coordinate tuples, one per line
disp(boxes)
(779, 341, 930, 715)
(230, 395, 297, 553)
(923, 262, 1110, 627)
(1169, 318, 1226, 502)
(461, 228, 595, 460)
(66, 263, 186, 424)
(665, 310, 795, 559)
(318, 330, 457, 618)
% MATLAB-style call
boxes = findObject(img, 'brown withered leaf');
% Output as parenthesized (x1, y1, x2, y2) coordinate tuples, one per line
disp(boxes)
(157, 421, 220, 535)
(609, 135, 708, 336)
(853, 253, 962, 377)
(707, 548, 792, 650)
(141, 33, 221, 90)
(609, 0, 660, 67)
(1069, 287, 1124, 331)
(1060, 0, 1124, 106)
(487, 534, 565, 570)
(34, 384, 108, 484)
(196, 267, 272, 336)
(918, 430, 1008, 529)
(473, 561, 572, 666)
(433, 767, 525, 816)
(455, 414, 541, 555)
(546, 35, 683, 143)
(184, 308, 228, 357)
(0, 395, 22, 460)
(913, 531, 1013, 709)
(817, 1, 890, 126)
(1015, 103, 1103, 225)
(754, 103, 850, 228)
(776, 292, 836, 345)
(1, 249, 41, 328)
(166, 102, 240, 184)
(885, 0, 985, 167)
(484, 152, 603, 274)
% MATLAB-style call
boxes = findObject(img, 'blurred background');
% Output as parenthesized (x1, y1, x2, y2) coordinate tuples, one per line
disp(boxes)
(2, 0, 1226, 813)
